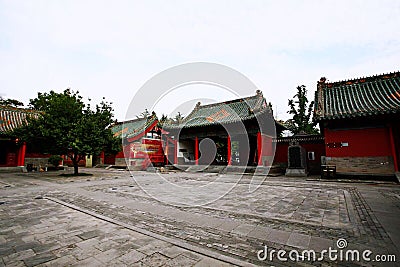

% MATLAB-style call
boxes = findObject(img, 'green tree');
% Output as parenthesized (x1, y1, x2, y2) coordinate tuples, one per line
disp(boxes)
(13, 89, 119, 175)
(0, 97, 24, 107)
(287, 85, 318, 135)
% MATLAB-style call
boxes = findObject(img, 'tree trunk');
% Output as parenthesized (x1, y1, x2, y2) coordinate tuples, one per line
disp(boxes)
(73, 162, 79, 175)
(71, 156, 79, 175)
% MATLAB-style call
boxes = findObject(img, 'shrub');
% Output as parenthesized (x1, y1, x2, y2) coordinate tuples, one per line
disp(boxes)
(48, 155, 62, 167)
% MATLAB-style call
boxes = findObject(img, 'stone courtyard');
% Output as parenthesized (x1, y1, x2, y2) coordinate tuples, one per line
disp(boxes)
(0, 168, 399, 266)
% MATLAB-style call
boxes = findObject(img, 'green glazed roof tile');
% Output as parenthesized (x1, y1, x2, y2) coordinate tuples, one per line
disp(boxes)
(111, 113, 157, 139)
(164, 91, 271, 129)
(314, 72, 400, 120)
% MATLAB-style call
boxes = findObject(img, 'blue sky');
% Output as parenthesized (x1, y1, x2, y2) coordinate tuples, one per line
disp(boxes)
(1, 0, 399, 121)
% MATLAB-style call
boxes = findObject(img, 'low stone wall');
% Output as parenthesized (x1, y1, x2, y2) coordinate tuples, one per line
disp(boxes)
(24, 158, 50, 168)
(115, 158, 127, 167)
(326, 156, 395, 175)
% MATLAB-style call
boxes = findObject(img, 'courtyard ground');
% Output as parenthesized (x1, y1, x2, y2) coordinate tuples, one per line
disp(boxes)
(0, 168, 399, 266)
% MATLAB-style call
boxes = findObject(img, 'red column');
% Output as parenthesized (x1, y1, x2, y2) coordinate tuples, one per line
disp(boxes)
(100, 151, 105, 165)
(17, 143, 22, 166)
(257, 132, 262, 166)
(18, 142, 27, 166)
(165, 140, 169, 165)
(195, 137, 199, 165)
(389, 125, 399, 172)
(174, 140, 178, 165)
(22, 142, 27, 166)
(227, 135, 231, 166)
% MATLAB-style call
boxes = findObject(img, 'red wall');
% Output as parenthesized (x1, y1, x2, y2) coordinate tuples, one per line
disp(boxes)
(274, 143, 289, 164)
(274, 143, 325, 163)
(25, 153, 51, 158)
(325, 127, 391, 157)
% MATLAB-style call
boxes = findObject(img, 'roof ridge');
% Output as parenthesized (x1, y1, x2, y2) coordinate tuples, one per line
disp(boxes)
(196, 93, 263, 109)
(323, 71, 400, 87)
(0, 105, 39, 113)
(115, 112, 157, 125)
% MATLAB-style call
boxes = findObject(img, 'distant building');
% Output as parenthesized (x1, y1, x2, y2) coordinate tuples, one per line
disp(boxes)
(0, 106, 40, 169)
(314, 72, 400, 176)
(110, 113, 164, 169)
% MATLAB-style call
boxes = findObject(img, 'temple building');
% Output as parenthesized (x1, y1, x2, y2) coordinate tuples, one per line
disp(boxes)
(111, 112, 164, 169)
(314, 72, 400, 177)
(163, 90, 286, 167)
(0, 106, 39, 170)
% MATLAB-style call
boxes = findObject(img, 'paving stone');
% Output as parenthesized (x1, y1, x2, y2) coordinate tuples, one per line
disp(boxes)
(71, 256, 103, 267)
(70, 246, 102, 261)
(2, 260, 25, 267)
(94, 248, 123, 263)
(23, 252, 57, 267)
(118, 249, 146, 264)
(266, 229, 291, 245)
(231, 223, 256, 236)
(308, 236, 334, 251)
(247, 225, 273, 240)
(0, 247, 14, 257)
(110, 234, 135, 244)
(137, 240, 171, 256)
(3, 249, 36, 264)
(218, 220, 241, 232)
(193, 257, 231, 267)
(286, 232, 311, 249)
(44, 255, 77, 266)
(32, 243, 61, 254)
(160, 246, 186, 258)
(164, 254, 198, 266)
(140, 252, 170, 267)
(94, 238, 120, 252)
(56, 236, 82, 247)
(104, 259, 129, 267)
(77, 230, 102, 240)
(75, 237, 101, 250)
(180, 251, 203, 261)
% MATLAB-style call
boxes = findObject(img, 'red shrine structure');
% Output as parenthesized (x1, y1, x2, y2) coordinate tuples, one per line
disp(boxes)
(314, 72, 400, 177)
(111, 113, 164, 169)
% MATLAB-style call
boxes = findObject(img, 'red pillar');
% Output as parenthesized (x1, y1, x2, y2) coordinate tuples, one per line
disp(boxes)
(227, 135, 231, 166)
(18, 142, 27, 166)
(165, 140, 169, 165)
(100, 151, 105, 165)
(195, 137, 199, 165)
(174, 140, 178, 165)
(389, 125, 399, 172)
(17, 144, 22, 166)
(257, 132, 262, 166)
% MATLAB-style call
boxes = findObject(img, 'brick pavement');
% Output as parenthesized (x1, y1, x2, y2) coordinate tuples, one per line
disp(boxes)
(0, 169, 399, 266)
(0, 194, 236, 267)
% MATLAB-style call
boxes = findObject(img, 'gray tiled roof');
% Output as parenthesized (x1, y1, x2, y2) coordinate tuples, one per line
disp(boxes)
(0, 106, 39, 135)
(164, 91, 271, 129)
